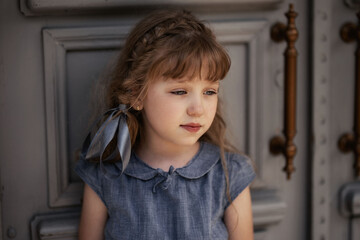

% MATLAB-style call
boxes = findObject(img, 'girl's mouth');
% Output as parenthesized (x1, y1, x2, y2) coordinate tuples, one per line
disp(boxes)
(180, 123, 201, 133)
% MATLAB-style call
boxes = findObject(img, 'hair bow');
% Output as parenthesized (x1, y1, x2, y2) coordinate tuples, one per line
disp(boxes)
(80, 104, 131, 179)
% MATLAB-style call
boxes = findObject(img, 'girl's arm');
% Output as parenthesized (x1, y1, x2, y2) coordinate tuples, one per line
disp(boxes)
(78, 183, 108, 240)
(224, 186, 254, 240)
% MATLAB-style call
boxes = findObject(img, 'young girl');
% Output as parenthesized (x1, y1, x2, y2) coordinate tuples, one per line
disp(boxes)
(75, 9, 255, 240)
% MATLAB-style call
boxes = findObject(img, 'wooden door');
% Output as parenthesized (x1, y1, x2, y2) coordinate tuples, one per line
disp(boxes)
(0, 0, 313, 239)
(311, 0, 360, 239)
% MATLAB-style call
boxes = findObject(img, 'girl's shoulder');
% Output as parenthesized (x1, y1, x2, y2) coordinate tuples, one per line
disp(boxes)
(202, 141, 254, 170)
(225, 150, 254, 173)
(201, 141, 255, 181)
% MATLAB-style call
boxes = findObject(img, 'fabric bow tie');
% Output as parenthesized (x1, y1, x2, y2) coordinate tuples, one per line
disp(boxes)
(80, 104, 131, 179)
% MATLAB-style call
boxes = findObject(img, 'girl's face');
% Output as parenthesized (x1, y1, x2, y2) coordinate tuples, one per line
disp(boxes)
(141, 76, 219, 150)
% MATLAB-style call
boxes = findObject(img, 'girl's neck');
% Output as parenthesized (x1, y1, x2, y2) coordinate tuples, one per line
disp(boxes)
(135, 141, 200, 171)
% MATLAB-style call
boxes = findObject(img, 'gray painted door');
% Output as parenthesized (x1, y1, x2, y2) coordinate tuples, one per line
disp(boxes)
(1, 0, 352, 239)
(313, 0, 360, 239)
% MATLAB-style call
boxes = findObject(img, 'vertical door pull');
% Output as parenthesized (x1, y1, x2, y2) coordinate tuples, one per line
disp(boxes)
(338, 12, 360, 178)
(269, 4, 299, 180)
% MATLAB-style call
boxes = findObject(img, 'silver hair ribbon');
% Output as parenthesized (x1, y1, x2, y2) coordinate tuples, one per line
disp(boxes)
(80, 104, 131, 179)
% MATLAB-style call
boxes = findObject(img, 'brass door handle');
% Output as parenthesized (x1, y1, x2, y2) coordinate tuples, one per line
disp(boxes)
(338, 12, 360, 178)
(269, 4, 298, 180)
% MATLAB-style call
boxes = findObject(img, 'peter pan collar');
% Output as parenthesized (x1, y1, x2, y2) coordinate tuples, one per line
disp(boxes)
(123, 142, 221, 181)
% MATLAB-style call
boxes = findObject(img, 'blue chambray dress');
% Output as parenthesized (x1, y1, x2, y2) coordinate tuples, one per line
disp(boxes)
(75, 141, 255, 240)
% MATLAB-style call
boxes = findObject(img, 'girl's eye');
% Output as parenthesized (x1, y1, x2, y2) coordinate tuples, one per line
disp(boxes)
(204, 90, 218, 95)
(171, 90, 187, 95)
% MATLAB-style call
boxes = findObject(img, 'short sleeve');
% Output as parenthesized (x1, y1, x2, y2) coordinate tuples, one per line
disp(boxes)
(225, 153, 256, 208)
(74, 158, 105, 203)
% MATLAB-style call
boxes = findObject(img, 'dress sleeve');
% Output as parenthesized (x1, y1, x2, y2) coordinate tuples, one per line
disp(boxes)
(74, 158, 105, 203)
(225, 153, 256, 208)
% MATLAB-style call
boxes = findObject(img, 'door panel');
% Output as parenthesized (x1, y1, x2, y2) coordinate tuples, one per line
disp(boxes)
(42, 26, 129, 207)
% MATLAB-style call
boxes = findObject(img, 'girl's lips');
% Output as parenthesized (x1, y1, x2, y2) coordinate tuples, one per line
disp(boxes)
(180, 123, 201, 133)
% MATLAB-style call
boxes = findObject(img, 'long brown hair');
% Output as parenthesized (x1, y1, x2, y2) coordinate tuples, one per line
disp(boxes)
(105, 9, 235, 200)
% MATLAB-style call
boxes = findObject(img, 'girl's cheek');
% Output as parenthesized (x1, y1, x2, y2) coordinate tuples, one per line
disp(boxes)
(207, 101, 217, 117)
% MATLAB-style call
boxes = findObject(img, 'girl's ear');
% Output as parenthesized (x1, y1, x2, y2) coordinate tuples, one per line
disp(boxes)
(133, 100, 143, 111)
(130, 83, 148, 111)
(135, 104, 143, 111)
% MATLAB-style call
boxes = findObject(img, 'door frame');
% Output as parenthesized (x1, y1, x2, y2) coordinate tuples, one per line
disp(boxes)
(311, 0, 332, 239)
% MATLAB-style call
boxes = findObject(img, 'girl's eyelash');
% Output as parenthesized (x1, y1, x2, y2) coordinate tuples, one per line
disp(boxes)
(171, 90, 187, 95)
(170, 89, 218, 95)
(204, 90, 218, 95)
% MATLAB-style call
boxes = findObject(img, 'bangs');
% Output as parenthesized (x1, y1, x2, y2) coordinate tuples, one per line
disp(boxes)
(147, 34, 231, 82)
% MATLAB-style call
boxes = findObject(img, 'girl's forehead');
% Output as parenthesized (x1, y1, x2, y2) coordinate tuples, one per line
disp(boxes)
(150, 55, 224, 82)
(160, 64, 220, 83)
(162, 76, 220, 84)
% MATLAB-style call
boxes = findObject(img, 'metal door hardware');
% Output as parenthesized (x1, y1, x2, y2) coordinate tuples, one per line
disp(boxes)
(7, 226, 16, 238)
(339, 181, 360, 217)
(338, 12, 360, 178)
(269, 4, 299, 180)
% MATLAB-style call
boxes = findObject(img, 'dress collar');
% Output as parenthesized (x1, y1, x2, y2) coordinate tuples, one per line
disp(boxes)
(123, 142, 221, 181)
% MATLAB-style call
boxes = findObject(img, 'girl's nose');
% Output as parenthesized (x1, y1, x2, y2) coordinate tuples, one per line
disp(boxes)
(187, 95, 204, 117)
